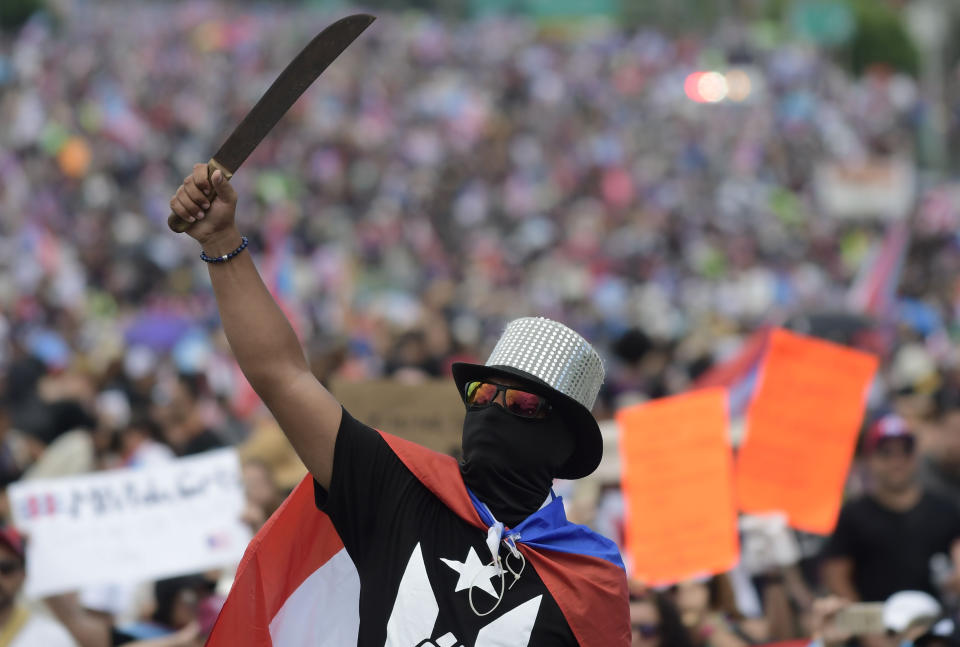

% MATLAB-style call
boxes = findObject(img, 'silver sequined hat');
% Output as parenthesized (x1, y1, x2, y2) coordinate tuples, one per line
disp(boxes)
(452, 317, 605, 479)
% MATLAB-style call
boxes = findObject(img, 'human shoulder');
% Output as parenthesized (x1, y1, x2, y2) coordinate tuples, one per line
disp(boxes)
(836, 494, 876, 519)
(919, 490, 960, 513)
(12, 613, 77, 647)
(314, 407, 427, 527)
(917, 491, 960, 528)
(827, 496, 878, 540)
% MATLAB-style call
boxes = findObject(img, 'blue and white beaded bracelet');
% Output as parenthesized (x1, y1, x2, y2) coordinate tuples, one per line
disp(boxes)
(200, 235, 249, 264)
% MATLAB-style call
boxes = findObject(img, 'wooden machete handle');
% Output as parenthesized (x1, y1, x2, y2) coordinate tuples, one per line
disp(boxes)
(166, 158, 234, 233)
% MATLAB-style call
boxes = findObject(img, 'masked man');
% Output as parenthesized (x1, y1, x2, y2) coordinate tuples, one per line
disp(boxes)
(169, 166, 629, 646)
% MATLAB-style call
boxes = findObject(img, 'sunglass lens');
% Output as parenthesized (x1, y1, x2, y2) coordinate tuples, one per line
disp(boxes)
(505, 389, 543, 417)
(466, 381, 497, 406)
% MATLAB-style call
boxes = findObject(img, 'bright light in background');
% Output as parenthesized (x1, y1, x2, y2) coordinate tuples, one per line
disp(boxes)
(725, 68, 752, 102)
(697, 71, 728, 103)
(684, 69, 754, 104)
(684, 72, 706, 103)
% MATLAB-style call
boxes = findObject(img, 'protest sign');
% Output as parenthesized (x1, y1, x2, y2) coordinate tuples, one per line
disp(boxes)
(331, 379, 465, 455)
(617, 389, 738, 585)
(10, 449, 251, 597)
(736, 329, 878, 534)
(814, 157, 915, 221)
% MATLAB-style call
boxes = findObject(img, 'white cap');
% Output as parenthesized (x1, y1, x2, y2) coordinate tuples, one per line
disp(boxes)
(884, 591, 942, 632)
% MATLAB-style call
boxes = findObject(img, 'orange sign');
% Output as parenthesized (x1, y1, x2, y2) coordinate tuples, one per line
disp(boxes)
(617, 389, 738, 585)
(736, 329, 878, 534)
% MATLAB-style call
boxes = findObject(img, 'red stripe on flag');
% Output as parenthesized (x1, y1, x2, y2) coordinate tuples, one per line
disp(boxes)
(847, 221, 909, 318)
(525, 549, 631, 647)
(206, 476, 341, 646)
(380, 432, 483, 527)
(693, 328, 770, 390)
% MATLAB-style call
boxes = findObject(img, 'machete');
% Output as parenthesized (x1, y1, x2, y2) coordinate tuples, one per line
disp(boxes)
(168, 13, 375, 233)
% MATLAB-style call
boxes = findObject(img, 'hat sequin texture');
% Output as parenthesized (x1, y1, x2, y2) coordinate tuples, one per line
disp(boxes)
(484, 317, 605, 411)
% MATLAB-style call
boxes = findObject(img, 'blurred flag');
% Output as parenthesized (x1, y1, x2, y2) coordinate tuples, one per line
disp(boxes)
(846, 221, 910, 318)
(693, 327, 770, 418)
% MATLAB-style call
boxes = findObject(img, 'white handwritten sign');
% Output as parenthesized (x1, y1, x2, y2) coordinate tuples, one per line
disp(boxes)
(9, 449, 251, 597)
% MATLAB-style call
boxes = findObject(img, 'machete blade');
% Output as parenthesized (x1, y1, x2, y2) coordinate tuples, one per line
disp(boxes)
(212, 13, 375, 174)
(169, 13, 375, 233)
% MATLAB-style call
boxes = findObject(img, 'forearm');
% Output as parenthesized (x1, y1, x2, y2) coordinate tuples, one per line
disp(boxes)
(203, 227, 309, 392)
(173, 170, 341, 488)
(43, 593, 111, 647)
(821, 559, 859, 601)
(126, 621, 200, 647)
(761, 578, 795, 641)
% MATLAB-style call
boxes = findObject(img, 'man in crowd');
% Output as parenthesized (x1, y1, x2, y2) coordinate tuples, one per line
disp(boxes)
(919, 383, 960, 507)
(0, 525, 76, 647)
(168, 166, 629, 645)
(821, 414, 960, 603)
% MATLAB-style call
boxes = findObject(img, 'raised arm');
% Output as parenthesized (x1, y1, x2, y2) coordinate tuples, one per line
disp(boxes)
(170, 164, 341, 488)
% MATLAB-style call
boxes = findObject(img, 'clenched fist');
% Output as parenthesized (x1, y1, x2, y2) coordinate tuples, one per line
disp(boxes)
(169, 163, 239, 246)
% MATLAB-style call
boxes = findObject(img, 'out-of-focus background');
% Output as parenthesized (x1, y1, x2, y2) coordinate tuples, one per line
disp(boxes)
(5, 0, 960, 645)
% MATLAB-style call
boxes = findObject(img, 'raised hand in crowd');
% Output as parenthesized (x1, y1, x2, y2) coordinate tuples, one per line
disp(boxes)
(169, 164, 239, 249)
(169, 162, 344, 492)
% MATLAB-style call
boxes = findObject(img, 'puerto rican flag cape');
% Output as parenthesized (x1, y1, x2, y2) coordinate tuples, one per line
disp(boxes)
(206, 431, 630, 646)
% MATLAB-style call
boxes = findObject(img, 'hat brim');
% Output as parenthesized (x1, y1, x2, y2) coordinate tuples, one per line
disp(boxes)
(451, 362, 602, 479)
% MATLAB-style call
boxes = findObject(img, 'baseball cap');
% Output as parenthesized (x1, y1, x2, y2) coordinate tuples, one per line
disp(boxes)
(865, 414, 914, 454)
(0, 526, 25, 562)
(884, 591, 942, 633)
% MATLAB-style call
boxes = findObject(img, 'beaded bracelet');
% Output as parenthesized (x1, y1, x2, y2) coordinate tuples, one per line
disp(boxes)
(200, 235, 249, 264)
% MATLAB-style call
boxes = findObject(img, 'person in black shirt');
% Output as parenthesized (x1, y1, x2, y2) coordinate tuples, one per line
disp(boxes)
(821, 414, 960, 604)
(170, 159, 629, 646)
(919, 382, 960, 510)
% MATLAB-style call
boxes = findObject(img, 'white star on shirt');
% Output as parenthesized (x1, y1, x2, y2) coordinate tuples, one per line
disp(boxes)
(440, 546, 500, 599)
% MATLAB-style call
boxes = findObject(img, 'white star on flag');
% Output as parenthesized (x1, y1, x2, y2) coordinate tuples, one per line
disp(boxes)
(440, 546, 500, 599)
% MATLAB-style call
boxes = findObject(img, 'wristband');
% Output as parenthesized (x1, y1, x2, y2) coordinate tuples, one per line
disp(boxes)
(201, 235, 249, 264)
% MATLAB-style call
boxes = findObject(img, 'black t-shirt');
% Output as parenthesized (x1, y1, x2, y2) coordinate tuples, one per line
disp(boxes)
(314, 408, 578, 646)
(821, 492, 960, 601)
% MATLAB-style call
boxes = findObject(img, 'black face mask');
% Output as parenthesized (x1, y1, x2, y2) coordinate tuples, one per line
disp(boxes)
(459, 403, 575, 528)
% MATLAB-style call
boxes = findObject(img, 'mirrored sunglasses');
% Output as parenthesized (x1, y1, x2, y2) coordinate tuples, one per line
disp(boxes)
(464, 381, 551, 419)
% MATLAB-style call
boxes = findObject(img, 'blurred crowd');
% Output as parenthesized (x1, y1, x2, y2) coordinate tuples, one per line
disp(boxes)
(5, 1, 960, 645)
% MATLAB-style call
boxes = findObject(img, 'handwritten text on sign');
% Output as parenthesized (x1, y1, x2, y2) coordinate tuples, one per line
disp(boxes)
(10, 449, 252, 597)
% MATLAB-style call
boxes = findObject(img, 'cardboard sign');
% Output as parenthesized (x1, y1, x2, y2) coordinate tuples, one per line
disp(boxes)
(10, 449, 251, 597)
(814, 157, 915, 221)
(736, 329, 878, 534)
(617, 389, 738, 585)
(331, 379, 465, 456)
